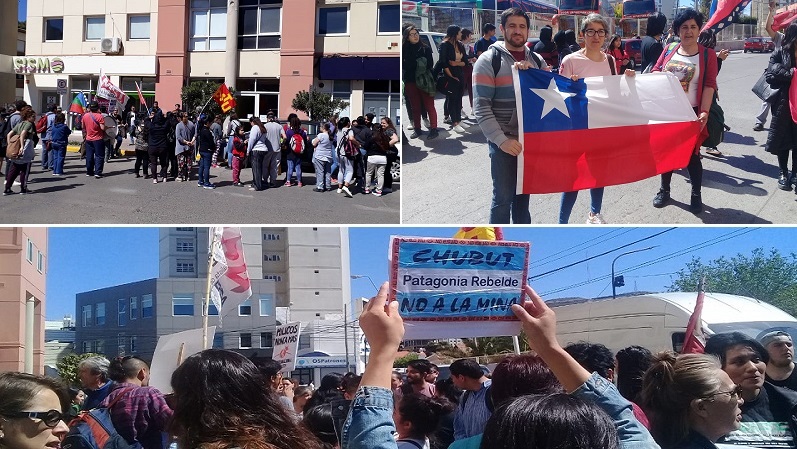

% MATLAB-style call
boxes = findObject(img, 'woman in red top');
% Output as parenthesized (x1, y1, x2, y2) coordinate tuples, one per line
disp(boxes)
(606, 35, 630, 74)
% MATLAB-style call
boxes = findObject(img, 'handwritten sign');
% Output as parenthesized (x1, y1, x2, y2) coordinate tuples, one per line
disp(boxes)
(273, 321, 301, 374)
(149, 327, 216, 394)
(389, 237, 530, 339)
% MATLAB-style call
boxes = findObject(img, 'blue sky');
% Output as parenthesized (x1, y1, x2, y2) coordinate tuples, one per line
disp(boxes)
(45, 226, 797, 320)
(19, 0, 25, 22)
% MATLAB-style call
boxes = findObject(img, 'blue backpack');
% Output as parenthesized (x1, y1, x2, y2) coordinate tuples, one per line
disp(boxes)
(62, 388, 141, 449)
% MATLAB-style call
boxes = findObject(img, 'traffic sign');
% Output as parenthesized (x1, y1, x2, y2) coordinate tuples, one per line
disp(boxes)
(56, 79, 67, 95)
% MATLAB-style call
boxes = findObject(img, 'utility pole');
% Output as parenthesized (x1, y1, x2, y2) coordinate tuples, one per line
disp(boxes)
(224, 0, 239, 92)
(344, 303, 350, 373)
(611, 246, 657, 299)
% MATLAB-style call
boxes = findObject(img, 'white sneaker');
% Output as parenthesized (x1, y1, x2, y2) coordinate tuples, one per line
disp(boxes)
(336, 188, 342, 194)
(407, 124, 414, 130)
(423, 117, 431, 129)
(452, 125, 466, 133)
(586, 212, 607, 224)
(342, 185, 353, 197)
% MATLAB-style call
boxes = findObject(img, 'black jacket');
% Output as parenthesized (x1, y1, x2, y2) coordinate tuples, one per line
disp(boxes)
(439, 40, 466, 79)
(765, 48, 797, 155)
(147, 118, 169, 149)
(403, 42, 433, 84)
(197, 126, 216, 154)
(640, 35, 663, 71)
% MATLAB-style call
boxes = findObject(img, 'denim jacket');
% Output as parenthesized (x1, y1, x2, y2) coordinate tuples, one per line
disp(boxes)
(341, 374, 660, 449)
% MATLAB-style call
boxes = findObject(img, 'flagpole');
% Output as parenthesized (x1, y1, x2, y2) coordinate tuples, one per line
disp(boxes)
(203, 227, 216, 350)
(199, 93, 214, 116)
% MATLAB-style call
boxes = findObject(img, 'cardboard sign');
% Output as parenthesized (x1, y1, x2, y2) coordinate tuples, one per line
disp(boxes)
(149, 327, 215, 394)
(389, 237, 530, 339)
(273, 321, 301, 374)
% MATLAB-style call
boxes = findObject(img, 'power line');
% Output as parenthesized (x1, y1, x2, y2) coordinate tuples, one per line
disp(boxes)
(530, 228, 637, 268)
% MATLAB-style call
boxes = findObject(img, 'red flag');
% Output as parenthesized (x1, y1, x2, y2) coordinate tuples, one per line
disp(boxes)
(212, 83, 236, 113)
(135, 82, 146, 107)
(773, 4, 797, 31)
(681, 279, 706, 354)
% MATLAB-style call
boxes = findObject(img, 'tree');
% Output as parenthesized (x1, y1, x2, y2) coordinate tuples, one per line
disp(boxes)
(291, 89, 349, 121)
(181, 81, 234, 118)
(57, 353, 101, 387)
(668, 248, 797, 316)
(394, 352, 419, 368)
(462, 336, 529, 356)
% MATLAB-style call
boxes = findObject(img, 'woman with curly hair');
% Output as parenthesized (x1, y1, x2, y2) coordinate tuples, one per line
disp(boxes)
(170, 349, 325, 449)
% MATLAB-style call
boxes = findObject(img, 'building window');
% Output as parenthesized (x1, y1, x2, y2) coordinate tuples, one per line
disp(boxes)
(130, 335, 137, 352)
(117, 335, 126, 355)
(44, 18, 64, 41)
(95, 303, 106, 326)
(118, 299, 127, 326)
(176, 227, 194, 231)
(317, 7, 348, 35)
(213, 332, 224, 348)
(37, 252, 44, 273)
(238, 2, 281, 50)
(263, 274, 282, 282)
(208, 303, 219, 316)
(176, 260, 195, 273)
(299, 333, 310, 350)
(26, 238, 33, 263)
(313, 248, 318, 253)
(128, 15, 150, 40)
(95, 340, 105, 354)
(239, 300, 252, 316)
(172, 295, 195, 316)
(81, 341, 89, 353)
(377, 3, 400, 34)
(176, 239, 195, 252)
(264, 254, 281, 262)
(259, 295, 272, 316)
(85, 17, 105, 41)
(82, 305, 92, 327)
(240, 333, 252, 349)
(264, 233, 281, 241)
(260, 332, 273, 348)
(190, 0, 227, 51)
(130, 297, 137, 320)
(142, 294, 154, 318)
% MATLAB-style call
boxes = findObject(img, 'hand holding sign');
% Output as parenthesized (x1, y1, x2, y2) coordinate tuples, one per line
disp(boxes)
(511, 285, 559, 356)
(359, 282, 404, 390)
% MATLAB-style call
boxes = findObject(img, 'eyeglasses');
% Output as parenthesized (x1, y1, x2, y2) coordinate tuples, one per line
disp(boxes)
(6, 410, 64, 427)
(584, 29, 607, 37)
(706, 385, 744, 400)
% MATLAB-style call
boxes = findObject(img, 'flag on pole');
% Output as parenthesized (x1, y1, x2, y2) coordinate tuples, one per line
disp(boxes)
(97, 69, 130, 106)
(703, 0, 754, 34)
(209, 227, 252, 317)
(135, 81, 147, 107)
(69, 92, 87, 114)
(212, 83, 236, 113)
(681, 278, 706, 354)
(453, 227, 504, 241)
(773, 3, 797, 31)
(514, 69, 701, 194)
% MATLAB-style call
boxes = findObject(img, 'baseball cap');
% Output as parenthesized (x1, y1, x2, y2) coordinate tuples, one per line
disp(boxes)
(760, 330, 792, 348)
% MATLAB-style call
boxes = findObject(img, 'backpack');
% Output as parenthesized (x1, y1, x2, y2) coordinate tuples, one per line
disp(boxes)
(491, 46, 543, 76)
(290, 131, 305, 154)
(0, 113, 15, 150)
(62, 388, 140, 449)
(35, 113, 49, 134)
(337, 130, 358, 158)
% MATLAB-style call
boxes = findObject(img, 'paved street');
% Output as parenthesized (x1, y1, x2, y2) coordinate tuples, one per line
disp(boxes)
(403, 51, 789, 224)
(1, 142, 400, 224)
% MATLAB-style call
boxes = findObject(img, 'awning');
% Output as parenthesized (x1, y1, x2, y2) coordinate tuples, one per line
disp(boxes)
(319, 57, 399, 81)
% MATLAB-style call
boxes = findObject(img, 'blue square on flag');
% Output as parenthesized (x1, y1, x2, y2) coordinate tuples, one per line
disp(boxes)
(519, 69, 588, 133)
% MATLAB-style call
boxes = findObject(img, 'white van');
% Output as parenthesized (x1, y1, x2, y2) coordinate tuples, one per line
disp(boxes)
(549, 292, 797, 354)
(418, 32, 445, 69)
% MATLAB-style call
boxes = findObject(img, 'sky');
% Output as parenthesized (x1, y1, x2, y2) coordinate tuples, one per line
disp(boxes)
(44, 226, 797, 320)
(18, 0, 25, 22)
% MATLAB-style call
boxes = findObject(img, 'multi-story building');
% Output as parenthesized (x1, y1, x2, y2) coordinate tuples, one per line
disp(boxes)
(76, 227, 355, 384)
(44, 316, 76, 376)
(0, 227, 47, 374)
(22, 0, 400, 122)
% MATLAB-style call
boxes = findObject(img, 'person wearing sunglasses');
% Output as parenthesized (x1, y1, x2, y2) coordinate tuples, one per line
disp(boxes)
(0, 372, 69, 449)
(639, 352, 743, 448)
(705, 332, 797, 448)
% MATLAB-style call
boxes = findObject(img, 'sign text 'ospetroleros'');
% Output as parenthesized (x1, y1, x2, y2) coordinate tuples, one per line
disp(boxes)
(389, 237, 530, 340)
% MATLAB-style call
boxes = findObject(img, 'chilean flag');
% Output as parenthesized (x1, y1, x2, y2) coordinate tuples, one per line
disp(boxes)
(515, 68, 701, 194)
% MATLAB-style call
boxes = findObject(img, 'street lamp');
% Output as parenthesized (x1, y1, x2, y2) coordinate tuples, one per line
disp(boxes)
(350, 274, 378, 292)
(611, 246, 657, 299)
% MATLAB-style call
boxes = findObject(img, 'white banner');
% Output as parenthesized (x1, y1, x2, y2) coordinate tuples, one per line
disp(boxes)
(273, 322, 301, 374)
(96, 69, 129, 105)
(210, 227, 252, 317)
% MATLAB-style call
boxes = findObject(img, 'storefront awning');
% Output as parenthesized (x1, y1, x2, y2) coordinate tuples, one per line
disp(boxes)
(319, 57, 399, 81)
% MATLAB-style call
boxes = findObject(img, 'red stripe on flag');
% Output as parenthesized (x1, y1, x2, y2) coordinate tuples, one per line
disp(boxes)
(520, 121, 701, 194)
(682, 289, 706, 354)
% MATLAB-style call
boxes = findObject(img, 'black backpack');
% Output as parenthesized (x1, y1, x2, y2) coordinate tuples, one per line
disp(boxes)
(0, 112, 18, 149)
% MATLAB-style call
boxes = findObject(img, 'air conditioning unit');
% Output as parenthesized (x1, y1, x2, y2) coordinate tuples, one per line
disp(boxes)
(100, 37, 122, 54)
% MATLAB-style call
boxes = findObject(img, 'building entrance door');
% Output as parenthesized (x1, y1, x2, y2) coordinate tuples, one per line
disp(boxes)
(237, 93, 279, 124)
(40, 91, 58, 113)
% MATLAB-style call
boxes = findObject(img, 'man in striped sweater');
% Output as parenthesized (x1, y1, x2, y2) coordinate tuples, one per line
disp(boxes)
(473, 8, 549, 224)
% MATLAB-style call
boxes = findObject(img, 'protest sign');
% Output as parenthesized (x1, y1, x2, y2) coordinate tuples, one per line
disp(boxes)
(273, 321, 301, 373)
(96, 69, 129, 105)
(389, 237, 530, 339)
(149, 326, 215, 394)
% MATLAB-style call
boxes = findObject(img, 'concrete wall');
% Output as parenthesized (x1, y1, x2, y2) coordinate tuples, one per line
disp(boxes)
(0, 3, 18, 101)
(155, 0, 188, 107)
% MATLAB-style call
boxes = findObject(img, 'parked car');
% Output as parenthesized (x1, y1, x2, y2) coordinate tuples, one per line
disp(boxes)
(764, 37, 775, 51)
(744, 37, 772, 53)
(621, 38, 642, 66)
(418, 32, 445, 69)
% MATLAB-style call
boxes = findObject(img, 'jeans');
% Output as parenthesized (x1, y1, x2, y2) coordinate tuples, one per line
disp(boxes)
(313, 157, 332, 189)
(251, 150, 267, 190)
(331, 152, 339, 179)
(559, 188, 605, 224)
(41, 140, 51, 169)
(198, 151, 212, 185)
(5, 162, 31, 192)
(85, 139, 105, 176)
(225, 136, 234, 162)
(114, 134, 123, 154)
(756, 101, 770, 126)
(489, 142, 530, 224)
(129, 130, 135, 145)
(339, 156, 354, 185)
(366, 161, 386, 192)
(286, 153, 302, 185)
(51, 143, 66, 175)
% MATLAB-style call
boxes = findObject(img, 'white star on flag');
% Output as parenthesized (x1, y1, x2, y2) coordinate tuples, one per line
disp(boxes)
(530, 78, 576, 119)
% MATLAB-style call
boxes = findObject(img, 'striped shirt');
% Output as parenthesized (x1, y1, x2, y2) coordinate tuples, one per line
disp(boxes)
(453, 379, 492, 440)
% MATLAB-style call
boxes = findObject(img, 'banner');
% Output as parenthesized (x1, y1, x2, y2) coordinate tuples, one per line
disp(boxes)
(209, 227, 252, 317)
(515, 68, 701, 194)
(96, 69, 129, 106)
(212, 83, 236, 113)
(702, 0, 753, 34)
(389, 237, 530, 339)
(622, 0, 656, 18)
(273, 321, 301, 373)
(773, 4, 797, 31)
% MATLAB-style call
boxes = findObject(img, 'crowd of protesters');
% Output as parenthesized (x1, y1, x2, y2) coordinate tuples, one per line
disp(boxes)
(4, 280, 797, 449)
(0, 99, 398, 197)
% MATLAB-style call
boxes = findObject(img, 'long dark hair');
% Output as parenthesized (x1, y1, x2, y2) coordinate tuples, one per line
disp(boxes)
(403, 23, 424, 47)
(445, 25, 466, 53)
(170, 349, 323, 449)
(289, 116, 302, 134)
(397, 394, 453, 440)
(250, 116, 266, 134)
(607, 34, 622, 50)
(302, 405, 337, 449)
(782, 22, 797, 69)
(322, 122, 333, 141)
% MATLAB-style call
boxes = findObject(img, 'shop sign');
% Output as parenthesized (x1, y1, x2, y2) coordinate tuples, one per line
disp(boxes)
(14, 57, 65, 74)
(295, 356, 348, 368)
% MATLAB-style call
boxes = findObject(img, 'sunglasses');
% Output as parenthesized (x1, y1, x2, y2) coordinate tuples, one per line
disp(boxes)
(7, 410, 64, 427)
(706, 385, 744, 400)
